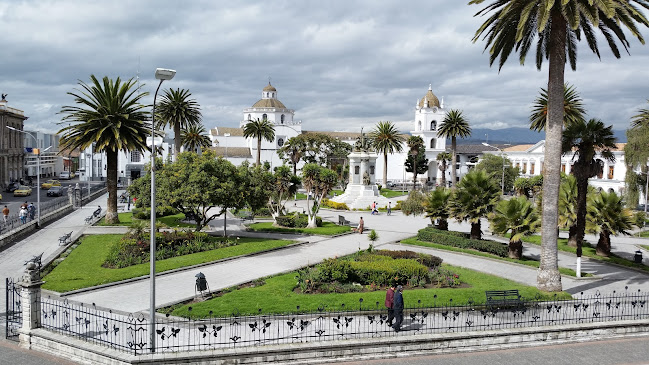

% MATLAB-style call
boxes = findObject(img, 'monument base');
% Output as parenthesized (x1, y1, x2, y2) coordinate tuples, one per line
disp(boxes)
(331, 184, 393, 210)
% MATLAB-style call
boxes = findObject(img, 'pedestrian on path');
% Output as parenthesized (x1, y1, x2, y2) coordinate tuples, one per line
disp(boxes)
(2, 205, 9, 223)
(28, 202, 35, 221)
(21, 201, 28, 210)
(385, 284, 395, 326)
(387, 202, 392, 216)
(353, 217, 364, 233)
(393, 285, 404, 332)
(19, 207, 28, 224)
(371, 201, 378, 215)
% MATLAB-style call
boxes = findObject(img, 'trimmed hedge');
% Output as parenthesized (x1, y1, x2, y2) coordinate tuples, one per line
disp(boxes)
(417, 227, 508, 257)
(131, 206, 179, 219)
(374, 250, 443, 269)
(321, 198, 350, 210)
(276, 213, 322, 228)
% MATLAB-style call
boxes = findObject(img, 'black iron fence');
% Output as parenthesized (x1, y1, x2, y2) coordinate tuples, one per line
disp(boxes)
(35, 288, 649, 355)
(5, 277, 21, 341)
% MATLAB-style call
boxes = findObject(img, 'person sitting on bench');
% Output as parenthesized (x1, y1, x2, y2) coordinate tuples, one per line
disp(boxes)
(352, 217, 364, 234)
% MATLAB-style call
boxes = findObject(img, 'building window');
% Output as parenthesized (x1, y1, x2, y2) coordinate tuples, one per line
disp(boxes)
(418, 121, 422, 130)
(516, 162, 521, 170)
(262, 113, 268, 121)
(608, 166, 614, 179)
(370, 166, 375, 175)
(430, 139, 436, 149)
(530, 163, 535, 175)
(248, 114, 251, 121)
(131, 151, 141, 163)
(277, 138, 284, 147)
(431, 121, 437, 130)
(522, 163, 527, 174)
(354, 166, 360, 175)
(561, 164, 566, 173)
(281, 114, 285, 124)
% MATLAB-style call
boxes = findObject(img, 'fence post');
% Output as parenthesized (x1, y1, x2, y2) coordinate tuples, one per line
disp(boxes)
(18, 262, 43, 349)
(74, 183, 82, 209)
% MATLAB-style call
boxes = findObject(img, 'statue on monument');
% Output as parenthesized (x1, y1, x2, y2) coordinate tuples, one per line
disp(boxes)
(353, 131, 372, 152)
(362, 171, 371, 185)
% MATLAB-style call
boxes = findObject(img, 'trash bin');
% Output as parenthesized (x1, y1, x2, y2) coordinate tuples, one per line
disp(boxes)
(634, 250, 643, 264)
(195, 272, 208, 292)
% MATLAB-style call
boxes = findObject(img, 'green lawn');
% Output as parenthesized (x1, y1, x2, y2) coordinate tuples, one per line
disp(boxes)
(520, 235, 649, 273)
(636, 230, 649, 238)
(170, 265, 571, 318)
(247, 221, 351, 235)
(42, 234, 295, 293)
(97, 212, 195, 228)
(379, 188, 408, 199)
(401, 238, 586, 277)
(641, 245, 649, 251)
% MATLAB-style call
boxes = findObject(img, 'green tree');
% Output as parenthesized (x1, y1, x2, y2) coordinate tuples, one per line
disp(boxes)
(474, 154, 518, 192)
(277, 133, 352, 173)
(181, 124, 212, 154)
(587, 190, 634, 257)
(449, 170, 501, 240)
(470, 0, 648, 292)
(401, 190, 427, 216)
(58, 75, 150, 224)
(529, 84, 586, 132)
(425, 188, 452, 230)
(243, 117, 276, 166)
(301, 163, 338, 228)
(558, 174, 579, 247)
(267, 165, 301, 221)
(489, 196, 540, 259)
(438, 109, 471, 188)
(436, 152, 452, 187)
(624, 100, 649, 205)
(369, 121, 405, 186)
(156, 88, 202, 160)
(405, 136, 428, 189)
(277, 135, 306, 175)
(562, 118, 617, 259)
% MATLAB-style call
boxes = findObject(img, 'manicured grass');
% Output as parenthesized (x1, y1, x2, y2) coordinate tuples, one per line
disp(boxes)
(641, 245, 649, 251)
(295, 192, 307, 200)
(636, 230, 649, 238)
(401, 238, 586, 277)
(379, 188, 408, 199)
(97, 212, 194, 228)
(247, 221, 351, 235)
(520, 235, 649, 273)
(170, 264, 571, 318)
(42, 234, 295, 293)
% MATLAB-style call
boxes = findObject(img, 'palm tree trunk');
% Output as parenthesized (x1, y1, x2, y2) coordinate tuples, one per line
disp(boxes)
(509, 236, 523, 259)
(437, 218, 448, 231)
(174, 123, 181, 161)
(537, 10, 565, 292)
(256, 137, 262, 166)
(450, 137, 457, 188)
(574, 171, 589, 258)
(413, 155, 418, 190)
(440, 163, 447, 187)
(105, 149, 119, 224)
(596, 231, 611, 256)
(568, 225, 578, 247)
(383, 152, 388, 188)
(470, 220, 481, 240)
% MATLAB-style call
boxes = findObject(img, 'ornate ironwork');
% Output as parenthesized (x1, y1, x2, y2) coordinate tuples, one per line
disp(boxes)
(4, 277, 21, 341)
(35, 288, 649, 355)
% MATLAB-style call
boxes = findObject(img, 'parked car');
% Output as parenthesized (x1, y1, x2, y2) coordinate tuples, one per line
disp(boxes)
(0, 192, 2, 201)
(14, 185, 32, 197)
(59, 172, 71, 180)
(41, 179, 61, 189)
(5, 182, 19, 193)
(47, 186, 65, 197)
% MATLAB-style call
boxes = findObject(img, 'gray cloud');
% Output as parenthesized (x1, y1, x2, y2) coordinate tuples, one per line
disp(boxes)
(1, 0, 647, 135)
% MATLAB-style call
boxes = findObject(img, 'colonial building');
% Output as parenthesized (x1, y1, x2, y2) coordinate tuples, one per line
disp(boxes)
(0, 96, 28, 187)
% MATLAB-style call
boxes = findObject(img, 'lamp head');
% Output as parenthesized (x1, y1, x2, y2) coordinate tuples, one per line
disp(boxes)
(155, 68, 176, 81)
(481, 142, 489, 147)
(6, 126, 18, 131)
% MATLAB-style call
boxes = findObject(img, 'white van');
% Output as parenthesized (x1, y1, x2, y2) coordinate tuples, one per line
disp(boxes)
(59, 172, 71, 180)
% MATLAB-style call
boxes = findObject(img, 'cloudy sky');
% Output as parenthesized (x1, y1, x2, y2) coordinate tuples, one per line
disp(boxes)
(2, 0, 648, 135)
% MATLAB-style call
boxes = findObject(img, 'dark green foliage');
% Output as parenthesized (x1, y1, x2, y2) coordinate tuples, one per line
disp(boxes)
(416, 227, 508, 257)
(275, 213, 322, 228)
(373, 250, 443, 268)
(131, 206, 179, 220)
(475, 154, 518, 192)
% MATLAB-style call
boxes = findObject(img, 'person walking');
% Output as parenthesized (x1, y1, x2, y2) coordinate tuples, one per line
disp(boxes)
(2, 205, 9, 224)
(392, 285, 404, 332)
(353, 217, 364, 233)
(387, 202, 392, 216)
(19, 207, 28, 224)
(385, 284, 395, 326)
(28, 202, 35, 221)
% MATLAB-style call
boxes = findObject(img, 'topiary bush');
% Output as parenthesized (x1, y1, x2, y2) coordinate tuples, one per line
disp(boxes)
(275, 213, 322, 228)
(416, 227, 508, 257)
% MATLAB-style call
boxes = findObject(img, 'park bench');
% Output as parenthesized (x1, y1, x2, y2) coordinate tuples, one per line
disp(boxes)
(485, 289, 523, 310)
(93, 207, 102, 217)
(24, 252, 44, 272)
(59, 231, 73, 246)
(338, 215, 350, 226)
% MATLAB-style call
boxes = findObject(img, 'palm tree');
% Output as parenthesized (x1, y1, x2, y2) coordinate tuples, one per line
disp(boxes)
(471, 0, 648, 292)
(438, 109, 471, 188)
(425, 188, 451, 230)
(406, 136, 425, 189)
(181, 124, 212, 154)
(243, 118, 275, 166)
(562, 118, 617, 259)
(631, 100, 649, 128)
(58, 75, 150, 224)
(436, 152, 452, 187)
(449, 169, 501, 240)
(156, 88, 202, 160)
(587, 190, 634, 257)
(489, 196, 540, 259)
(558, 174, 578, 247)
(529, 84, 586, 132)
(369, 121, 405, 187)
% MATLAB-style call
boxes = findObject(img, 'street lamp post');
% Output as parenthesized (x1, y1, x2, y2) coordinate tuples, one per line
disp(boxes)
(223, 133, 230, 158)
(482, 142, 506, 195)
(149, 67, 175, 353)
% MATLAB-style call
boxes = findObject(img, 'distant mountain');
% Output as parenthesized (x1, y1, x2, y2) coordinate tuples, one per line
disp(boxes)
(453, 127, 627, 145)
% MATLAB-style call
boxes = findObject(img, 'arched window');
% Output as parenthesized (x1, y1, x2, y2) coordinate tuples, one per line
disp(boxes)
(431, 121, 437, 130)
(277, 138, 284, 147)
(430, 139, 436, 148)
(262, 113, 268, 121)
(281, 114, 285, 124)
(272, 93, 275, 98)
(248, 114, 251, 121)
(418, 121, 422, 131)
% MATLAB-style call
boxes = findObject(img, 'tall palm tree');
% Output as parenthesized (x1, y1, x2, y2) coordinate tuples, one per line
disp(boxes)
(436, 152, 452, 187)
(489, 196, 540, 259)
(562, 118, 617, 257)
(243, 118, 275, 166)
(471, 0, 649, 292)
(587, 190, 634, 257)
(425, 188, 451, 230)
(529, 84, 586, 132)
(438, 109, 471, 188)
(406, 136, 425, 189)
(58, 75, 150, 224)
(449, 169, 501, 240)
(181, 124, 212, 154)
(156, 88, 202, 160)
(558, 174, 578, 247)
(369, 121, 405, 187)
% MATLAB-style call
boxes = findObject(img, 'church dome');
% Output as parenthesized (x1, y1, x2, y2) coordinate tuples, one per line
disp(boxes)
(262, 82, 277, 92)
(252, 98, 287, 108)
(418, 85, 440, 109)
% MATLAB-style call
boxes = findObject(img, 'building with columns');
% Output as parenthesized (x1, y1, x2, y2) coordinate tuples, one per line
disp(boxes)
(0, 97, 29, 188)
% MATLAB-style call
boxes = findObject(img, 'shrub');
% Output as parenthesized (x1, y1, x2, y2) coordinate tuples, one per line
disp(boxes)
(131, 206, 179, 219)
(416, 227, 508, 257)
(321, 198, 350, 210)
(254, 207, 272, 217)
(367, 229, 378, 242)
(349, 258, 428, 286)
(374, 250, 443, 269)
(275, 213, 322, 228)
